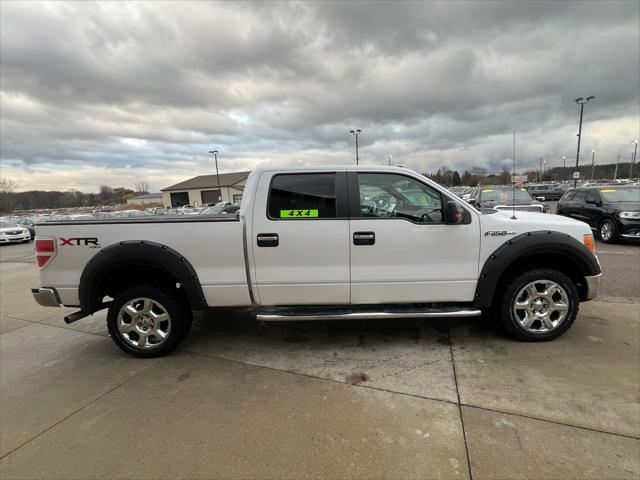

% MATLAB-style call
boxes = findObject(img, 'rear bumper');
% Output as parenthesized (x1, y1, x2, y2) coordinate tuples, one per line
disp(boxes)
(584, 273, 602, 301)
(32, 288, 61, 307)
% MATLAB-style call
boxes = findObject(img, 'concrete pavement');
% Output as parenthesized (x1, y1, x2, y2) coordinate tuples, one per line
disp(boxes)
(0, 241, 638, 479)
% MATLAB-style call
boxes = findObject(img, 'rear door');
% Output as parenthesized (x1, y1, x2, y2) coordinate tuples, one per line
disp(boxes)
(568, 190, 588, 222)
(251, 171, 350, 305)
(583, 190, 602, 227)
(348, 171, 480, 304)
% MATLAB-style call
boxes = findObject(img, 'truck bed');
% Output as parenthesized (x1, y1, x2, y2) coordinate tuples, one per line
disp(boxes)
(35, 215, 250, 307)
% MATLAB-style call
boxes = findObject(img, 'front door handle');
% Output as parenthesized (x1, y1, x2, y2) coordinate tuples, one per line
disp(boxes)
(353, 231, 375, 246)
(257, 233, 279, 247)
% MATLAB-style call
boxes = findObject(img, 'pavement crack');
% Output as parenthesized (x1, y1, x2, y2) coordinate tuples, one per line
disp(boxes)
(177, 345, 640, 441)
(0, 372, 144, 461)
(447, 323, 474, 480)
(2, 314, 108, 338)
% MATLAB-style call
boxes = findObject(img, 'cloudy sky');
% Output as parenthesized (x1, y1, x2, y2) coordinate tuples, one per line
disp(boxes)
(1, 1, 638, 192)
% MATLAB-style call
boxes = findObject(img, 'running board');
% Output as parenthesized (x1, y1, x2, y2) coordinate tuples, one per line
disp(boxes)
(256, 306, 482, 322)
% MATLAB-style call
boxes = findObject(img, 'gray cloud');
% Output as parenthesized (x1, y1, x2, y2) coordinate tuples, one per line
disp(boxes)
(1, 0, 638, 192)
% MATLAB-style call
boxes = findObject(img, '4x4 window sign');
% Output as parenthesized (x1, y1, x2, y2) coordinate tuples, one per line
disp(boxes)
(279, 209, 319, 218)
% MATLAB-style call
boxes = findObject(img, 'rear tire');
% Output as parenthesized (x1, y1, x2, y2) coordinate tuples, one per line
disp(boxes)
(497, 268, 579, 341)
(107, 286, 192, 358)
(599, 219, 618, 244)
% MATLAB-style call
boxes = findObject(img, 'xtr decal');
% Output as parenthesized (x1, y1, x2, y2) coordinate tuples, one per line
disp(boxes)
(59, 237, 101, 248)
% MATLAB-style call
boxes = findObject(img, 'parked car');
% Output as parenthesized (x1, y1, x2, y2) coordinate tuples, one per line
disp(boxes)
(525, 184, 564, 201)
(200, 202, 240, 215)
(0, 220, 31, 244)
(16, 218, 35, 240)
(32, 166, 601, 357)
(556, 186, 640, 243)
(467, 186, 550, 213)
(113, 210, 145, 217)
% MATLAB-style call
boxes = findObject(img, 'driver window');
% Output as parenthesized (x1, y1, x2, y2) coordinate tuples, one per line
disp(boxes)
(357, 173, 443, 223)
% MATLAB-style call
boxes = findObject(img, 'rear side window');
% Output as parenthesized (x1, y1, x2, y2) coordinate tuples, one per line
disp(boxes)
(268, 173, 336, 219)
(560, 191, 575, 201)
(585, 191, 599, 203)
(572, 190, 587, 202)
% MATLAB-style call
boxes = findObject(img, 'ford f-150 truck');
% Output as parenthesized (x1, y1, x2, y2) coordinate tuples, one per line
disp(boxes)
(32, 166, 602, 357)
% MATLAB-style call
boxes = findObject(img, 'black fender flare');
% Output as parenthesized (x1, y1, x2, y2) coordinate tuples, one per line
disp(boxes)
(473, 230, 601, 308)
(79, 240, 207, 313)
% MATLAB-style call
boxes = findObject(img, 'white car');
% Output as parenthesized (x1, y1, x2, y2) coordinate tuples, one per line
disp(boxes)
(0, 220, 31, 244)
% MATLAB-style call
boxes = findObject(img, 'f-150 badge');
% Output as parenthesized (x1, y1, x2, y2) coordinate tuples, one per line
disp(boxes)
(484, 230, 516, 236)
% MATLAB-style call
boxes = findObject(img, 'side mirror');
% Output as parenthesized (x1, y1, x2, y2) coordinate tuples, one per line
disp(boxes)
(446, 201, 467, 224)
(467, 197, 476, 205)
(536, 196, 546, 202)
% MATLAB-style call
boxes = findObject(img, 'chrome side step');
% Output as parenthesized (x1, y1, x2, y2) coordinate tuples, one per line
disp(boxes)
(256, 307, 482, 322)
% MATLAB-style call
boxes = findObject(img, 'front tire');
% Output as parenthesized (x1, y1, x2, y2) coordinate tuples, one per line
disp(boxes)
(599, 219, 618, 244)
(107, 286, 192, 358)
(497, 268, 579, 341)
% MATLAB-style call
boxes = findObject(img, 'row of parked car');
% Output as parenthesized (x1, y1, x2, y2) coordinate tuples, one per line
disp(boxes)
(0, 202, 244, 244)
(448, 183, 639, 244)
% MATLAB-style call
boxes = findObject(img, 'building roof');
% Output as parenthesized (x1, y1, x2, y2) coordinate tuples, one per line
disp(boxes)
(161, 171, 250, 191)
(131, 192, 163, 199)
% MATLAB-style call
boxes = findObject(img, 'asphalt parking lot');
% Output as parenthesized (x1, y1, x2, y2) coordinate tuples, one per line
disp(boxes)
(0, 235, 638, 479)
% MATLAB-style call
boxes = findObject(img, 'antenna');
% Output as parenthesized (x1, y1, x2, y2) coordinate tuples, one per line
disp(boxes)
(511, 130, 517, 219)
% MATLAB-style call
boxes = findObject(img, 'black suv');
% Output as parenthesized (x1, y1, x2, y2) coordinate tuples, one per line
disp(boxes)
(468, 186, 549, 213)
(525, 184, 564, 201)
(556, 186, 640, 243)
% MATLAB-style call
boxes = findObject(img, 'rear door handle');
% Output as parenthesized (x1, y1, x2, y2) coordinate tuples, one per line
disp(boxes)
(257, 233, 279, 247)
(353, 231, 375, 246)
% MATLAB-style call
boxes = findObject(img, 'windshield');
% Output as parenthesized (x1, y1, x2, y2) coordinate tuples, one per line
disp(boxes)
(0, 221, 19, 228)
(599, 188, 640, 203)
(479, 188, 534, 203)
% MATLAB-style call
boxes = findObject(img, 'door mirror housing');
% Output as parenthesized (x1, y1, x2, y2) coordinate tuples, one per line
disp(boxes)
(536, 196, 546, 202)
(446, 201, 467, 224)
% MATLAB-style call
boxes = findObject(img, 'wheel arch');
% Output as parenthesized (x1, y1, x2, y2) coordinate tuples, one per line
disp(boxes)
(79, 240, 207, 314)
(473, 231, 601, 308)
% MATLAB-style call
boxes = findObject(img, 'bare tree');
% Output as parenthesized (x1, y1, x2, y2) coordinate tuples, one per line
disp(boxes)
(0, 177, 17, 212)
(0, 177, 16, 194)
(134, 180, 150, 193)
(99, 184, 114, 204)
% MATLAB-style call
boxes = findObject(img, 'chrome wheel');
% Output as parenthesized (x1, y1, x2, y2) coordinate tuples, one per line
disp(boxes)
(600, 221, 613, 241)
(117, 297, 172, 350)
(512, 280, 569, 334)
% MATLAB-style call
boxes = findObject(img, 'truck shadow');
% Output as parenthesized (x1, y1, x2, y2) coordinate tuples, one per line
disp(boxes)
(184, 308, 504, 350)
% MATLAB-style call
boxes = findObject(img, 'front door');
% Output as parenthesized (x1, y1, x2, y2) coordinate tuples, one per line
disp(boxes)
(349, 172, 480, 304)
(251, 171, 350, 305)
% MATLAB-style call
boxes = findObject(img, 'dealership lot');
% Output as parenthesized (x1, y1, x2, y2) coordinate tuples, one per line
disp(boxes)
(0, 239, 638, 478)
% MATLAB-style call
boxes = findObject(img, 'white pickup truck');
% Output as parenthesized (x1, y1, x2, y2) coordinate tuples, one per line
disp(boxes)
(32, 166, 602, 357)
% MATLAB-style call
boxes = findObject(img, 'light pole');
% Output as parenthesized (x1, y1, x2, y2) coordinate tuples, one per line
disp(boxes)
(539, 158, 544, 182)
(590, 149, 596, 180)
(350, 129, 361, 165)
(573, 96, 595, 187)
(562, 155, 566, 168)
(630, 140, 638, 179)
(388, 155, 392, 166)
(208, 150, 221, 202)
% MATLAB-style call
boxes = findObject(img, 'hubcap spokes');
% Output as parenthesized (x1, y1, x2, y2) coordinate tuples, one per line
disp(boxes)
(512, 280, 569, 333)
(601, 223, 611, 240)
(117, 297, 171, 349)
